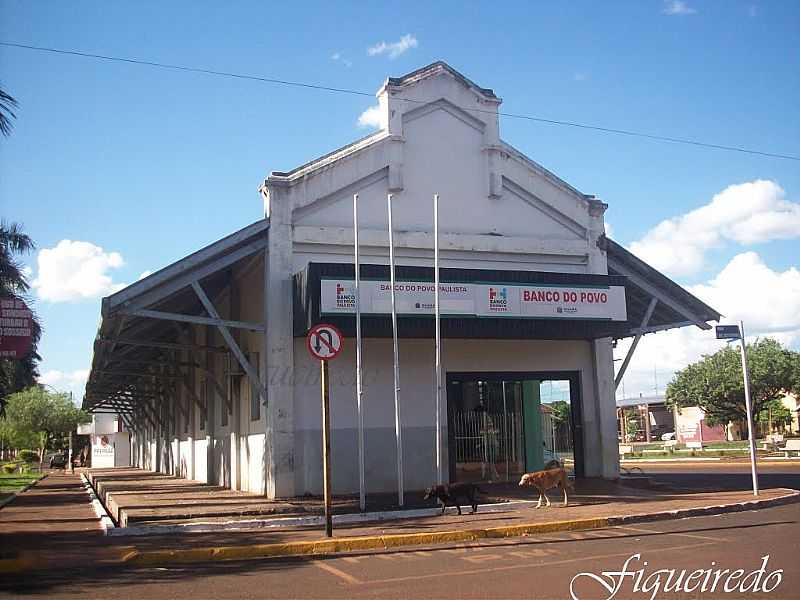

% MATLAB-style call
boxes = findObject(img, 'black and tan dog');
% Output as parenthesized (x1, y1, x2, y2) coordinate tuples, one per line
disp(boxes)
(423, 482, 486, 515)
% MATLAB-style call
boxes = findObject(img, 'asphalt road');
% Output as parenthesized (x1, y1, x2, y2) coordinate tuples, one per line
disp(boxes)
(624, 458, 800, 492)
(2, 463, 798, 600)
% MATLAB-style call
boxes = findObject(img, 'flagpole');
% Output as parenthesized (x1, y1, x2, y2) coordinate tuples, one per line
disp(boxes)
(353, 193, 366, 512)
(434, 193, 443, 485)
(387, 193, 404, 506)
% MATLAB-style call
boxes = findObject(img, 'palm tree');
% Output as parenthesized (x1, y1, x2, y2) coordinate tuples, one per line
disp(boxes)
(0, 220, 34, 296)
(0, 87, 18, 137)
(0, 221, 41, 414)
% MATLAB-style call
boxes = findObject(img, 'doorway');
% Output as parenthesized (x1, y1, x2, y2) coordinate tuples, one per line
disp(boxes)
(447, 371, 583, 482)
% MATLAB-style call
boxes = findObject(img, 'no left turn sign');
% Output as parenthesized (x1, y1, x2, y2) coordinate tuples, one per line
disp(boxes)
(306, 324, 344, 361)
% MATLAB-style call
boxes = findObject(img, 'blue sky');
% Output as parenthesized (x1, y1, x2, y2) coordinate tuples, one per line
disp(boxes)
(1, 0, 798, 400)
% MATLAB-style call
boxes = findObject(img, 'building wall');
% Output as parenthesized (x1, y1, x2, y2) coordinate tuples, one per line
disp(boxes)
(293, 336, 603, 494)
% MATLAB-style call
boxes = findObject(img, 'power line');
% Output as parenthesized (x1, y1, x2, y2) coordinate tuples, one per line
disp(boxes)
(2, 40, 798, 162)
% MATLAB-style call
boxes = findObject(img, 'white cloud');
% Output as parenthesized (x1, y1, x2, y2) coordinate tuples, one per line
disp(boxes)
(367, 34, 418, 59)
(604, 222, 615, 239)
(690, 252, 800, 335)
(629, 180, 800, 276)
(39, 369, 90, 403)
(357, 105, 383, 129)
(663, 1, 697, 15)
(616, 251, 800, 399)
(330, 52, 352, 68)
(138, 270, 153, 281)
(32, 240, 127, 302)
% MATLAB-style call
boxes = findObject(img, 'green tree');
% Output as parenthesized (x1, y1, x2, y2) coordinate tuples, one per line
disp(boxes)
(0, 86, 17, 137)
(667, 338, 797, 429)
(757, 398, 793, 430)
(549, 400, 571, 425)
(0, 220, 42, 414)
(4, 387, 90, 469)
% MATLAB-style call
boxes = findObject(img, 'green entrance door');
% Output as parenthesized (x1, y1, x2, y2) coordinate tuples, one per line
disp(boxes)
(522, 380, 543, 472)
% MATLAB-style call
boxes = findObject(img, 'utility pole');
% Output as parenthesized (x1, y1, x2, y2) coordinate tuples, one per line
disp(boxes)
(715, 322, 759, 496)
(738, 321, 759, 496)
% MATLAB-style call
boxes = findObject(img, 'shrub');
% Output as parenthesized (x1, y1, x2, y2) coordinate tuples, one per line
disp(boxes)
(18, 450, 39, 463)
(2, 463, 17, 474)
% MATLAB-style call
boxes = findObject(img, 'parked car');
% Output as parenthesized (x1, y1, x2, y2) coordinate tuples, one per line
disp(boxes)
(661, 432, 676, 441)
(48, 453, 67, 469)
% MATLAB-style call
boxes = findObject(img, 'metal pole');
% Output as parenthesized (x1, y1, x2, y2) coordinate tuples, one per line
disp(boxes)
(738, 321, 759, 496)
(387, 193, 404, 506)
(320, 359, 333, 536)
(502, 381, 509, 481)
(433, 193, 443, 485)
(353, 193, 366, 512)
(69, 391, 74, 473)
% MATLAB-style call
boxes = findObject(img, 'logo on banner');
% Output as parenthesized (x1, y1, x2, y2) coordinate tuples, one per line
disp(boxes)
(335, 283, 356, 310)
(488, 287, 509, 312)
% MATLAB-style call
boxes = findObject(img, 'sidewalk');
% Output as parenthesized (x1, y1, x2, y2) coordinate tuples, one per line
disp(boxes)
(0, 471, 106, 571)
(1, 469, 798, 572)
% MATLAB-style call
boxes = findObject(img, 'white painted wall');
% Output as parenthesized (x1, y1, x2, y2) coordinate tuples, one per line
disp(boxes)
(293, 336, 599, 494)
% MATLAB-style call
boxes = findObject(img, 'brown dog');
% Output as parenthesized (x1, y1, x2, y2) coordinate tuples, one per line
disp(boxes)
(518, 467, 573, 508)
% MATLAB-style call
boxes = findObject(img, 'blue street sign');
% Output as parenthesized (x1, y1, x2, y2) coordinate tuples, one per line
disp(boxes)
(716, 324, 741, 340)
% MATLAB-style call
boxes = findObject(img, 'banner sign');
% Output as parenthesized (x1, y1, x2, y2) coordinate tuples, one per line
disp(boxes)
(0, 296, 34, 359)
(321, 279, 627, 321)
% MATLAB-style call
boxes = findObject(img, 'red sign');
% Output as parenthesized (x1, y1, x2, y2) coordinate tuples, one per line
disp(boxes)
(306, 324, 344, 361)
(0, 296, 33, 359)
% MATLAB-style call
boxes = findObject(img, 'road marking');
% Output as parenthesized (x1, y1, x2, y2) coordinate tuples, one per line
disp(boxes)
(314, 560, 361, 585)
(579, 529, 611, 538)
(506, 549, 555, 559)
(460, 553, 503, 564)
(617, 525, 729, 543)
(356, 541, 715, 586)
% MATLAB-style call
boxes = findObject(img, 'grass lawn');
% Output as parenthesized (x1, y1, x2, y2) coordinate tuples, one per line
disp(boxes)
(0, 472, 41, 502)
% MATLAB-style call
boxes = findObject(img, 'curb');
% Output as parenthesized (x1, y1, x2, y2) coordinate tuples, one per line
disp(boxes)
(108, 498, 543, 537)
(80, 473, 115, 534)
(124, 516, 611, 566)
(0, 473, 46, 510)
(124, 488, 800, 567)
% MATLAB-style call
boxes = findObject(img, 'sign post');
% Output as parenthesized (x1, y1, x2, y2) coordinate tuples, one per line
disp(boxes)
(306, 323, 344, 537)
(715, 323, 759, 496)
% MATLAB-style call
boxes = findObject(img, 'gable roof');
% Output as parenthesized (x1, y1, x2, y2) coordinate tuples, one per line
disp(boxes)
(383, 61, 499, 101)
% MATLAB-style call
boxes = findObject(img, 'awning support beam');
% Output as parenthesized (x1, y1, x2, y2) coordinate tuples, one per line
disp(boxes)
(615, 297, 658, 390)
(608, 260, 711, 330)
(118, 308, 265, 332)
(191, 281, 266, 406)
(99, 337, 228, 353)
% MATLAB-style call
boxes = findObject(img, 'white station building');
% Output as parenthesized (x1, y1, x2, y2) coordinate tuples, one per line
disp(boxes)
(83, 62, 719, 498)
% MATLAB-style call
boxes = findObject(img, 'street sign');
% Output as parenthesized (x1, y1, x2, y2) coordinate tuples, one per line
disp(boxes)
(306, 323, 344, 361)
(306, 323, 345, 538)
(0, 296, 34, 359)
(715, 324, 741, 340)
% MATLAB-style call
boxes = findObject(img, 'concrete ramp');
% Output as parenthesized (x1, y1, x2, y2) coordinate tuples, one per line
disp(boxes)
(87, 468, 310, 528)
